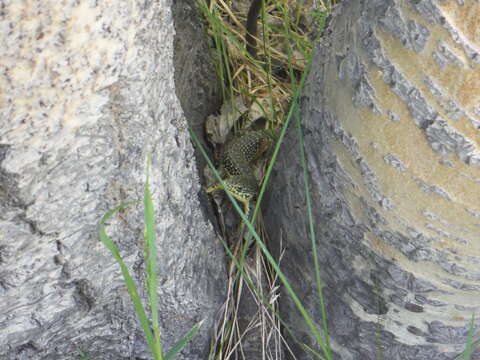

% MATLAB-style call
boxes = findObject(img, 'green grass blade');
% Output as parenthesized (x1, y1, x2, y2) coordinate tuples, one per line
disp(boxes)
(144, 158, 163, 356)
(301, 342, 328, 359)
(76, 350, 92, 360)
(294, 92, 332, 357)
(464, 313, 476, 360)
(164, 320, 205, 360)
(196, 0, 239, 102)
(98, 201, 161, 359)
(248, 37, 313, 234)
(196, 0, 227, 100)
(234, 9, 305, 296)
(452, 314, 480, 359)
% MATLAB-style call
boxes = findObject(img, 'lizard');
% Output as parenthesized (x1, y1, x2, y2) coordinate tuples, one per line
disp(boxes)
(206, 129, 277, 216)
(207, 1, 274, 216)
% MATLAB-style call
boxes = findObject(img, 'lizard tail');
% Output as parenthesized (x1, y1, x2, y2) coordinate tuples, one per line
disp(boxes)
(245, 0, 262, 59)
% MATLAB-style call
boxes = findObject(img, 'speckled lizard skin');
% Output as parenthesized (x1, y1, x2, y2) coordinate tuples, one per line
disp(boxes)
(207, 129, 277, 214)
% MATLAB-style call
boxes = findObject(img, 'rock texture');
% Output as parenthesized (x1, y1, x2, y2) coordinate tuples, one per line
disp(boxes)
(265, 0, 480, 359)
(0, 1, 225, 359)
(172, 0, 221, 184)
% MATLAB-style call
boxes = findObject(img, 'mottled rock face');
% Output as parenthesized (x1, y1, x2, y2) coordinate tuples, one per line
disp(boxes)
(0, 1, 225, 359)
(265, 0, 480, 359)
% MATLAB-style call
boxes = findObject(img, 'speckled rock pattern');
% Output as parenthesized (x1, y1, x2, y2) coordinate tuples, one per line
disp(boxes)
(0, 1, 225, 359)
(265, 0, 480, 358)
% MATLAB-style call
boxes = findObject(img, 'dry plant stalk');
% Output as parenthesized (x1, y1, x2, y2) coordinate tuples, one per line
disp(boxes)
(207, 0, 321, 126)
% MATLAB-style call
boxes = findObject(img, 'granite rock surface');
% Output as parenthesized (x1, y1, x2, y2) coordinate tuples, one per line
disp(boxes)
(0, 1, 225, 359)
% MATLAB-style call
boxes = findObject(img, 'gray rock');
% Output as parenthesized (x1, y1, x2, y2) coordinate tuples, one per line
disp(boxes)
(265, 0, 480, 358)
(172, 0, 222, 183)
(0, 1, 225, 359)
